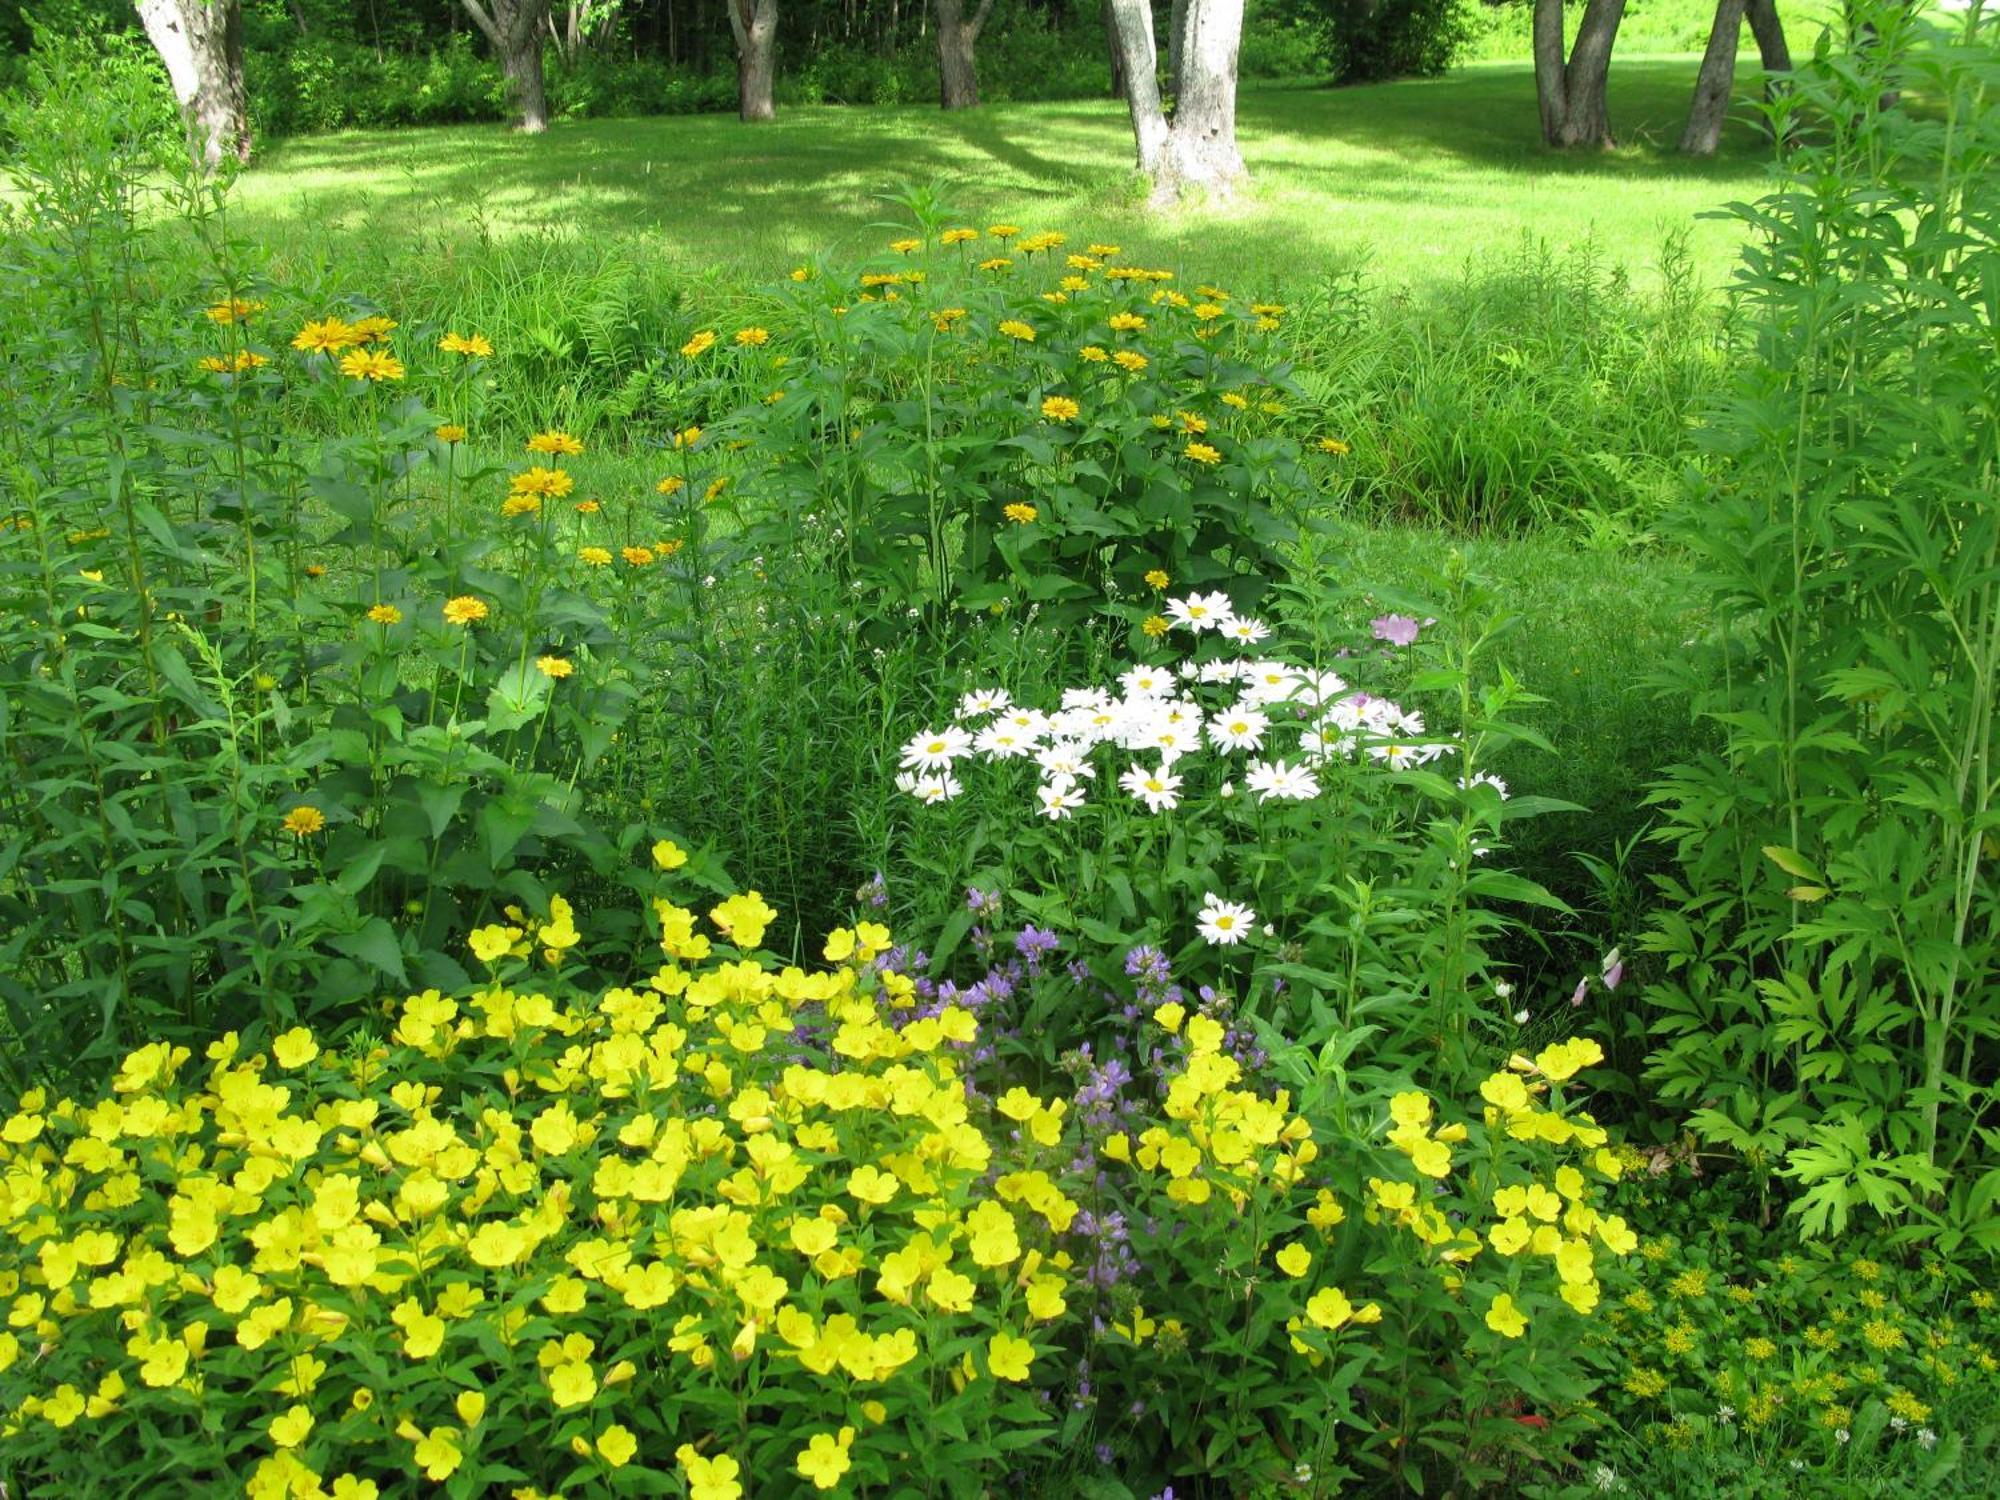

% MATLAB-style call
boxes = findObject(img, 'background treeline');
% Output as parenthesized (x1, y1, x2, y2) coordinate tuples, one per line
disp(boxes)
(0, 0, 1474, 135)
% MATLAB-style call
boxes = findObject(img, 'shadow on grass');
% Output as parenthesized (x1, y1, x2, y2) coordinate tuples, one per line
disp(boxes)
(238, 58, 1777, 279)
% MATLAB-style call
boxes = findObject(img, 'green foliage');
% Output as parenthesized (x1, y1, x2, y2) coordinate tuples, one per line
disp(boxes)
(1639, 2, 2000, 1251)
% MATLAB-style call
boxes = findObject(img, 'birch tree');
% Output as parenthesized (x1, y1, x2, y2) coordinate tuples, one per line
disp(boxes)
(134, 0, 251, 171)
(1106, 0, 1246, 204)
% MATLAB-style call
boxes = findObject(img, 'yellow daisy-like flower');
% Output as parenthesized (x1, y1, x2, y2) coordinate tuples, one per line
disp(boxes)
(292, 318, 358, 353)
(579, 546, 613, 567)
(442, 596, 489, 627)
(350, 315, 398, 344)
(988, 223, 1020, 239)
(978, 257, 1013, 273)
(889, 237, 921, 254)
(526, 430, 583, 456)
(1040, 395, 1079, 422)
(438, 333, 493, 357)
(510, 466, 575, 499)
(1108, 312, 1146, 332)
(500, 495, 541, 519)
(681, 330, 717, 358)
(1003, 503, 1038, 525)
(1144, 569, 1170, 590)
(622, 546, 656, 567)
(1142, 615, 1169, 638)
(434, 424, 467, 444)
(998, 320, 1035, 342)
(574, 499, 601, 514)
(657, 475, 687, 497)
(1088, 242, 1121, 257)
(1113, 350, 1148, 373)
(337, 349, 405, 382)
(1184, 441, 1222, 466)
(1318, 437, 1352, 456)
(282, 806, 326, 837)
(941, 227, 979, 244)
(205, 297, 265, 324)
(366, 604, 402, 626)
(735, 326, 770, 346)
(1079, 345, 1108, 362)
(535, 656, 574, 679)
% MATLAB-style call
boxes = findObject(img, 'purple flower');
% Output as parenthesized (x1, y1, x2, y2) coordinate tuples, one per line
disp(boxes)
(965, 886, 1000, 914)
(1570, 976, 1590, 1008)
(1371, 613, 1423, 647)
(1601, 947, 1625, 991)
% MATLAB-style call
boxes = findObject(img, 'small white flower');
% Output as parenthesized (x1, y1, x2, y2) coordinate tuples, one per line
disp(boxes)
(1244, 757, 1320, 801)
(1836, 1428, 1850, 1445)
(1035, 740, 1098, 781)
(1196, 892, 1257, 945)
(1118, 761, 1182, 813)
(974, 722, 1036, 760)
(1165, 590, 1233, 632)
(1890, 1415, 1908, 1433)
(1592, 1467, 1617, 1494)
(1494, 979, 1515, 999)
(1206, 706, 1269, 753)
(957, 687, 1012, 718)
(1034, 777, 1087, 820)
(1513, 1008, 1531, 1025)
(899, 725, 973, 771)
(1220, 614, 1270, 645)
(1919, 1428, 1937, 1449)
(895, 769, 962, 803)
(1716, 1405, 1735, 1426)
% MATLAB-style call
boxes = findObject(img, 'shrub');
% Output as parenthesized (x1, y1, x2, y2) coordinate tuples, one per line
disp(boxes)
(1638, 2, 2000, 1253)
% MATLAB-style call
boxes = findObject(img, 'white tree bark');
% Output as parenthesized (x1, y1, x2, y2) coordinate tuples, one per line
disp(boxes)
(1107, 0, 1244, 203)
(727, 0, 781, 122)
(134, 0, 250, 171)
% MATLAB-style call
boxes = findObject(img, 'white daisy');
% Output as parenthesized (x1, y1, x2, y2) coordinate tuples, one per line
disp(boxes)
(1035, 740, 1098, 781)
(899, 725, 973, 771)
(895, 769, 963, 803)
(957, 687, 1012, 719)
(1220, 614, 1270, 645)
(1118, 761, 1183, 813)
(1244, 758, 1320, 801)
(974, 723, 1036, 759)
(1206, 706, 1269, 753)
(1196, 892, 1257, 945)
(1034, 776, 1087, 819)
(1164, 590, 1233, 632)
(1118, 664, 1174, 699)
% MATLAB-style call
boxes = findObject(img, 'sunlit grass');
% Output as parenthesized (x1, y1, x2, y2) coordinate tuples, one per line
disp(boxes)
(235, 60, 1786, 292)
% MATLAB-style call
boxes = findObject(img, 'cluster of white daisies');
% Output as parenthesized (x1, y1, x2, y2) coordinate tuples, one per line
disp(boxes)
(893, 596, 1488, 818)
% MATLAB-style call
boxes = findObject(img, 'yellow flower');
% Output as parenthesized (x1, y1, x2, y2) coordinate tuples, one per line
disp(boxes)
(549, 1355, 597, 1408)
(365, 603, 402, 625)
(526, 430, 583, 456)
(271, 1027, 319, 1069)
(1003, 503, 1038, 525)
(579, 546, 613, 566)
(282, 806, 326, 837)
(622, 546, 656, 567)
(941, 227, 979, 244)
(439, 332, 493, 357)
(1040, 395, 1080, 422)
(988, 223, 1020, 238)
(205, 297, 265, 324)
(1142, 615, 1170, 638)
(1318, 436, 1351, 456)
(710, 890, 776, 948)
(1184, 441, 1222, 466)
(735, 326, 770, 346)
(795, 1427, 856, 1489)
(535, 656, 574, 679)
(651, 839, 689, 871)
(677, 1446, 744, 1500)
(1275, 1243, 1311, 1278)
(336, 349, 405, 382)
(268, 1404, 313, 1447)
(435, 424, 467, 444)
(987, 1331, 1034, 1381)
(597, 1423, 638, 1467)
(1108, 312, 1146, 332)
(409, 1425, 463, 1481)
(681, 330, 717, 357)
(292, 318, 358, 354)
(847, 1165, 898, 1205)
(1113, 350, 1148, 373)
(997, 320, 1036, 342)
(1486, 1293, 1527, 1338)
(454, 1390, 486, 1426)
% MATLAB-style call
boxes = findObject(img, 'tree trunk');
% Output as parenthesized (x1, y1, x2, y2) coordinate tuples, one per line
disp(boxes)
(461, 0, 553, 132)
(503, 36, 550, 131)
(1533, 0, 1569, 144)
(1106, 0, 1169, 173)
(728, 0, 780, 121)
(1680, 0, 1745, 154)
(1168, 0, 1191, 98)
(934, 0, 996, 110)
(135, 0, 251, 171)
(1154, 0, 1244, 201)
(1555, 0, 1626, 149)
(1104, 0, 1126, 97)
(1745, 0, 1795, 141)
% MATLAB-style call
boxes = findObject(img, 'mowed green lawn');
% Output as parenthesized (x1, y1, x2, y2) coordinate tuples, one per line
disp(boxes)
(236, 58, 1784, 292)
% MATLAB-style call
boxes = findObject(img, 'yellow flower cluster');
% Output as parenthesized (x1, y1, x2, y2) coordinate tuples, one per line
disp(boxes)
(0, 887, 1078, 1495)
